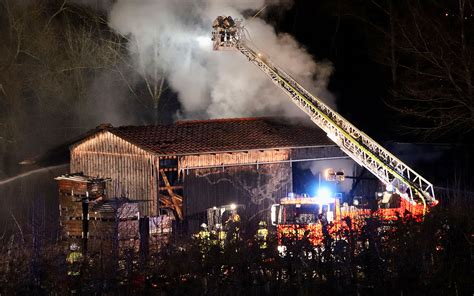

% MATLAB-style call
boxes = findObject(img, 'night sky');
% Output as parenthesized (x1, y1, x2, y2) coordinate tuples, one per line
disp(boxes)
(268, 1, 391, 140)
(267, 0, 473, 144)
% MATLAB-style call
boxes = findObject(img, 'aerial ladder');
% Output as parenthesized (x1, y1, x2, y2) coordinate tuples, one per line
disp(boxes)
(211, 16, 437, 214)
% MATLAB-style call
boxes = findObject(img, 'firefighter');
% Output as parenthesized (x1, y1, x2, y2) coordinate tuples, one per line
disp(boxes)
(195, 223, 210, 254)
(67, 243, 83, 295)
(223, 16, 235, 28)
(319, 212, 330, 239)
(256, 221, 268, 249)
(197, 223, 210, 242)
(216, 223, 226, 249)
(212, 16, 224, 43)
(210, 228, 219, 247)
(226, 210, 240, 224)
(225, 210, 241, 243)
(223, 16, 236, 41)
(67, 243, 83, 276)
(212, 16, 224, 29)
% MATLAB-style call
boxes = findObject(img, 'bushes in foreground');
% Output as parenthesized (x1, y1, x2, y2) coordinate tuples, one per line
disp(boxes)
(0, 204, 472, 295)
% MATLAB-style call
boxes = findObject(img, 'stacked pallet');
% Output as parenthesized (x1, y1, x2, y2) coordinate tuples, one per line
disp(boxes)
(88, 200, 140, 253)
(56, 173, 108, 245)
(56, 173, 139, 253)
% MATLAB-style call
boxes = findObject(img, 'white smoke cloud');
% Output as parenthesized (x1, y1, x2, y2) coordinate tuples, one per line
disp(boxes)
(108, 0, 335, 120)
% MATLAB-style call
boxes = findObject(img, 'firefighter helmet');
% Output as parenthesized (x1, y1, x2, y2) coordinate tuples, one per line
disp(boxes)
(258, 220, 267, 228)
(233, 213, 241, 222)
(70, 243, 79, 251)
(200, 223, 208, 230)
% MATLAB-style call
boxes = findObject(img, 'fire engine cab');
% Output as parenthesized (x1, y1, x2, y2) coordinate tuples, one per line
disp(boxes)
(271, 188, 427, 249)
(272, 191, 342, 247)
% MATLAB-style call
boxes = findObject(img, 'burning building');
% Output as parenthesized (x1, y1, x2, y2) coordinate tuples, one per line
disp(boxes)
(69, 117, 364, 231)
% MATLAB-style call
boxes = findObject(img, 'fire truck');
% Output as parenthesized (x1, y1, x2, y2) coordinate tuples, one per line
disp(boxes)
(210, 16, 438, 246)
(270, 190, 425, 248)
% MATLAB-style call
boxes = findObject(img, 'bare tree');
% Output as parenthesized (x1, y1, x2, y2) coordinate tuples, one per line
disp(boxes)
(341, 0, 473, 139)
(384, 0, 473, 138)
(0, 0, 125, 174)
(109, 35, 171, 125)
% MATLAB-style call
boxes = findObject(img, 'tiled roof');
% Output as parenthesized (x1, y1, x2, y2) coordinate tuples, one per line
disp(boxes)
(108, 117, 334, 155)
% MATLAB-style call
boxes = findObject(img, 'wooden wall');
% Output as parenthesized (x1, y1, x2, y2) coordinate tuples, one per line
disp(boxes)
(70, 131, 160, 216)
(179, 149, 290, 169)
(183, 163, 292, 232)
(181, 149, 293, 232)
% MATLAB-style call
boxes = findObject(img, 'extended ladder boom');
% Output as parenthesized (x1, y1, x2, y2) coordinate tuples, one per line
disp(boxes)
(211, 16, 436, 211)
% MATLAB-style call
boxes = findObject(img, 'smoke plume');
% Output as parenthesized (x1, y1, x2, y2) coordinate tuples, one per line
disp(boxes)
(108, 0, 335, 120)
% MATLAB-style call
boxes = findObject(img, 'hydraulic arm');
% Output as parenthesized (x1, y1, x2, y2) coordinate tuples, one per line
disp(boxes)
(211, 16, 436, 213)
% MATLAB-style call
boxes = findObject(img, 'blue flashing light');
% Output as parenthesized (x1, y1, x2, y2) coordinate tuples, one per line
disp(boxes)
(317, 187, 332, 199)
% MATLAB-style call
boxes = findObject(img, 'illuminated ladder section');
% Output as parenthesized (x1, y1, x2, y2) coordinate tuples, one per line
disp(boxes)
(237, 43, 437, 206)
(210, 19, 435, 209)
(236, 43, 436, 208)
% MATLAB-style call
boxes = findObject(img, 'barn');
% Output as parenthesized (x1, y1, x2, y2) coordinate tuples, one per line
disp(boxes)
(69, 117, 367, 231)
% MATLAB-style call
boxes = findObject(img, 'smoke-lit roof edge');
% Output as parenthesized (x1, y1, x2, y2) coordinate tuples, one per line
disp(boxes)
(71, 127, 339, 157)
(69, 129, 157, 158)
(66, 117, 283, 152)
(70, 133, 339, 158)
(21, 117, 333, 166)
(68, 124, 114, 152)
(66, 117, 337, 157)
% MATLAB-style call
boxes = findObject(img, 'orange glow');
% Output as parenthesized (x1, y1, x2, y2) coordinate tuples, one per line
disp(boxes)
(277, 224, 324, 245)
(277, 197, 429, 246)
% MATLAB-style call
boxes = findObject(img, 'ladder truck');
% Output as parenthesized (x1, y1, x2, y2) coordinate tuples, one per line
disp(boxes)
(210, 16, 437, 219)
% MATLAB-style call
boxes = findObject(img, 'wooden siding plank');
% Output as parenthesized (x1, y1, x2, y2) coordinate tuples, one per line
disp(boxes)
(70, 131, 159, 216)
(179, 149, 290, 170)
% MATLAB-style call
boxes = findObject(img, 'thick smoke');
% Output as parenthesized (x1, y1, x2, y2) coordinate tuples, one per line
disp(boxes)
(108, 0, 335, 120)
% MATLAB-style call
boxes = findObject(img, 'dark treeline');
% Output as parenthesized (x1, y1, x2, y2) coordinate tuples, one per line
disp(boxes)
(0, 193, 472, 295)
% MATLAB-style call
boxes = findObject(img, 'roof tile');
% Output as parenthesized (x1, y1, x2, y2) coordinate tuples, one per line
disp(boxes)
(109, 117, 333, 155)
